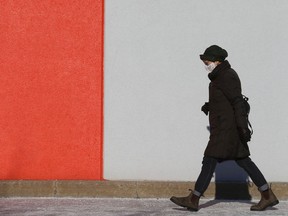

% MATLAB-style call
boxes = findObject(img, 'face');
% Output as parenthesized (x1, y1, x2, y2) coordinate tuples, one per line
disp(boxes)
(202, 60, 221, 66)
(203, 60, 214, 66)
(202, 60, 221, 73)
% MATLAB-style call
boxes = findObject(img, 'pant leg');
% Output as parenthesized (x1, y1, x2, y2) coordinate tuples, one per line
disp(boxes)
(194, 156, 218, 196)
(235, 157, 269, 191)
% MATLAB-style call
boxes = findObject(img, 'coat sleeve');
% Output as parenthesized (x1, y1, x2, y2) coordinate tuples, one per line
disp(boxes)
(219, 70, 248, 129)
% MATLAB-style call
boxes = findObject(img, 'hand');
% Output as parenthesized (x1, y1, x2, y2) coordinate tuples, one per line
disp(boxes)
(238, 127, 251, 142)
(201, 102, 209, 115)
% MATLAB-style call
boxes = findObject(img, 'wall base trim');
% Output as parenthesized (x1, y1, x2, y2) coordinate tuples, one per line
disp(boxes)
(1, 181, 287, 200)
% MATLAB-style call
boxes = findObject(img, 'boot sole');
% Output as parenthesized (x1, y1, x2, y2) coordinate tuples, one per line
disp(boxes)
(250, 200, 279, 211)
(187, 207, 199, 212)
(170, 197, 187, 208)
(170, 197, 199, 211)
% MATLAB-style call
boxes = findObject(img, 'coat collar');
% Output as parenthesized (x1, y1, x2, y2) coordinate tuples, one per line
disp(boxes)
(208, 60, 231, 81)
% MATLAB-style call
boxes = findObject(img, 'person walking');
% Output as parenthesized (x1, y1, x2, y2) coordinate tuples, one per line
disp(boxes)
(170, 45, 279, 211)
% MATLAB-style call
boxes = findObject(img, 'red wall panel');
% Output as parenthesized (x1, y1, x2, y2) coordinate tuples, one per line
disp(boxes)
(0, 0, 104, 179)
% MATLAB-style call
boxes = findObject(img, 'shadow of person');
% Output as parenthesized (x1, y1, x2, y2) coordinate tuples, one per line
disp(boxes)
(173, 201, 279, 212)
(199, 200, 279, 211)
(214, 160, 252, 200)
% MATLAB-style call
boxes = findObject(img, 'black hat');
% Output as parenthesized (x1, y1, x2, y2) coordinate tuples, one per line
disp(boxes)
(200, 45, 228, 62)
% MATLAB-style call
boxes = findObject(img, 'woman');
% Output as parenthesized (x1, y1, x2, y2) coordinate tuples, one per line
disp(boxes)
(170, 45, 279, 211)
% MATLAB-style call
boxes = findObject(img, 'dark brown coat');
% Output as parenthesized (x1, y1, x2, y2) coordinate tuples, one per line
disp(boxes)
(204, 61, 250, 159)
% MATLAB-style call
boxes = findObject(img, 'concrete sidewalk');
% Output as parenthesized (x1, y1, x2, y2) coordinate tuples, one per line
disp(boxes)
(0, 198, 287, 216)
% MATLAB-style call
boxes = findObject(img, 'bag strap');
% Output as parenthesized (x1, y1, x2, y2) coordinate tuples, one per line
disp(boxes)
(242, 95, 253, 135)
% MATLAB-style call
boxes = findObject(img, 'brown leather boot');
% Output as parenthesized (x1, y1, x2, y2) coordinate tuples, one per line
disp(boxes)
(170, 190, 200, 211)
(250, 189, 279, 211)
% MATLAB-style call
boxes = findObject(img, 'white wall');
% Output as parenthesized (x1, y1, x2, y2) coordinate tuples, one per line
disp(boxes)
(104, 0, 288, 182)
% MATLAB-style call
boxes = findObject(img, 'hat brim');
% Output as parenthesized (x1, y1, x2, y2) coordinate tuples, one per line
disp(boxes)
(200, 54, 225, 62)
(200, 54, 216, 61)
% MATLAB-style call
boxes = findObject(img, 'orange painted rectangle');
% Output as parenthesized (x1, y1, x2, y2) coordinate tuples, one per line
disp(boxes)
(0, 0, 104, 179)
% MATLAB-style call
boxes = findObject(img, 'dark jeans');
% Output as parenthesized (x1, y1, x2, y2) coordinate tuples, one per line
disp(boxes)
(194, 156, 268, 196)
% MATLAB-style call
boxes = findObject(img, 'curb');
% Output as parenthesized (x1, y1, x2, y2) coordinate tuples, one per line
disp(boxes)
(1, 181, 287, 200)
